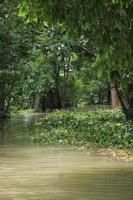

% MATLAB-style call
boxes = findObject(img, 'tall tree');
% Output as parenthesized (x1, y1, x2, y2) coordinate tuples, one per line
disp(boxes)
(18, 0, 133, 119)
(0, 0, 33, 117)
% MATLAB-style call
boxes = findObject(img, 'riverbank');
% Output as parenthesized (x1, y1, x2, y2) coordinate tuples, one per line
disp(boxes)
(1, 108, 133, 161)
(87, 147, 133, 161)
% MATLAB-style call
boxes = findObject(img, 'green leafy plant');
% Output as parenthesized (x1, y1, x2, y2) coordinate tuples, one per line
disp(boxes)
(31, 108, 133, 148)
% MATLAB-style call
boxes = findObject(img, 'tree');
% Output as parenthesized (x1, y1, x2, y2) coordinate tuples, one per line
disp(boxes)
(18, 0, 133, 119)
(0, 1, 33, 117)
(11, 25, 84, 111)
(29, 25, 83, 109)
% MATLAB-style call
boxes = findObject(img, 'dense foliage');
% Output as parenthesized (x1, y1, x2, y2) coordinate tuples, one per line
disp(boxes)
(0, 0, 133, 121)
(0, 7, 107, 117)
(31, 108, 133, 148)
(17, 0, 133, 119)
(0, 0, 133, 151)
(0, 1, 34, 117)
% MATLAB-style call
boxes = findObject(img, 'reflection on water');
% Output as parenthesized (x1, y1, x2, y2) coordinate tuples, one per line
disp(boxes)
(0, 114, 133, 199)
(0, 147, 133, 200)
(0, 113, 45, 145)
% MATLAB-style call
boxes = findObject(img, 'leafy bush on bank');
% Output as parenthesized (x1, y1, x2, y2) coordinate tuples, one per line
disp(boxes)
(31, 108, 133, 148)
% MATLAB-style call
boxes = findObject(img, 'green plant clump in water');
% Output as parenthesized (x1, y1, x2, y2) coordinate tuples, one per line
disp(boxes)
(31, 108, 133, 148)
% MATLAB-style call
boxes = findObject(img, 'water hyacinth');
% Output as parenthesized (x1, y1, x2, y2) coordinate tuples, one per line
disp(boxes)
(31, 108, 133, 148)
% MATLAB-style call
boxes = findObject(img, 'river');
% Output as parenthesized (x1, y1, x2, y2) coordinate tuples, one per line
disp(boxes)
(0, 113, 133, 200)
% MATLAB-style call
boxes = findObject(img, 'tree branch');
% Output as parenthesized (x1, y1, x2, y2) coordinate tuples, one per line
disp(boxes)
(72, 44, 96, 57)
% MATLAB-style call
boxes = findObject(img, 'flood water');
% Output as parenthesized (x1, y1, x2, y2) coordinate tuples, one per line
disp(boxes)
(0, 113, 45, 145)
(0, 114, 133, 200)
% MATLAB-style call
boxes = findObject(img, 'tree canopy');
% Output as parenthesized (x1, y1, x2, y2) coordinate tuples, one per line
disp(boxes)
(0, 0, 133, 119)
(18, 0, 133, 25)
(17, 0, 133, 118)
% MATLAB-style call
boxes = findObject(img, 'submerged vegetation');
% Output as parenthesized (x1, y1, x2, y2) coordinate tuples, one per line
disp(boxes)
(31, 108, 133, 148)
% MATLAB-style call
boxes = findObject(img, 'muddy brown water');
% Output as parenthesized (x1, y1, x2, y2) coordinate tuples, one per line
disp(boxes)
(0, 114, 133, 200)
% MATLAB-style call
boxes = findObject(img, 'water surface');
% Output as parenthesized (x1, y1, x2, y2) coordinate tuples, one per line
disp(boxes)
(0, 113, 44, 144)
(0, 114, 133, 200)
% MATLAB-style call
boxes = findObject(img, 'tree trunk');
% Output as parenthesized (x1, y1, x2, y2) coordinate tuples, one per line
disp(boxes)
(43, 88, 62, 110)
(0, 90, 4, 117)
(33, 97, 40, 111)
(111, 82, 120, 107)
(110, 71, 133, 119)
(107, 83, 111, 105)
(53, 88, 62, 109)
(0, 91, 7, 118)
(114, 83, 133, 120)
(127, 84, 133, 119)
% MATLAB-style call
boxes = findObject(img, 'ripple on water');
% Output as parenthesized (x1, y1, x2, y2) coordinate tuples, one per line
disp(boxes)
(0, 147, 133, 200)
